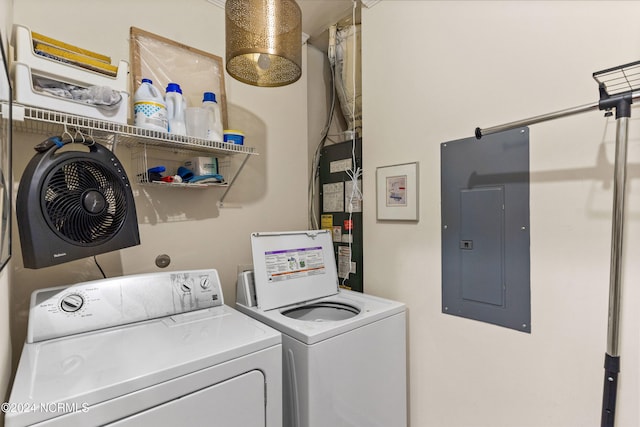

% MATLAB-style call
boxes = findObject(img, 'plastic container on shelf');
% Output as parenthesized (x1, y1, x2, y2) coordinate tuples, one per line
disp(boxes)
(224, 129, 245, 145)
(133, 78, 168, 132)
(202, 92, 223, 142)
(12, 24, 129, 93)
(165, 82, 187, 136)
(184, 156, 219, 176)
(12, 62, 129, 123)
(11, 24, 130, 124)
(185, 107, 208, 139)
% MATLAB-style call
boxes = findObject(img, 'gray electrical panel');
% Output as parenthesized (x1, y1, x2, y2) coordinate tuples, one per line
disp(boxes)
(441, 128, 530, 333)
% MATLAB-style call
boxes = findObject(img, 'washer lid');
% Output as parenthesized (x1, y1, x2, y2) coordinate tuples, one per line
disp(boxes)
(251, 230, 339, 310)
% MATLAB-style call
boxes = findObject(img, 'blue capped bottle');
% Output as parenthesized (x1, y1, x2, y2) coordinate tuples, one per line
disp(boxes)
(165, 82, 187, 136)
(202, 92, 223, 142)
(133, 78, 168, 132)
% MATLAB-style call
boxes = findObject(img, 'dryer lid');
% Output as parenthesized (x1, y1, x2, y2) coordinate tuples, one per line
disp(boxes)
(250, 230, 339, 310)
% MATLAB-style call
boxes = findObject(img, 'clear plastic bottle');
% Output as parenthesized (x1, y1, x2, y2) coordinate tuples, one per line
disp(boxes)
(133, 78, 168, 132)
(202, 92, 223, 142)
(165, 82, 187, 136)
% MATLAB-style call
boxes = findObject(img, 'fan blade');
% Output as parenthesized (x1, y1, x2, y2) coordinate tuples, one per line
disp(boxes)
(43, 158, 131, 245)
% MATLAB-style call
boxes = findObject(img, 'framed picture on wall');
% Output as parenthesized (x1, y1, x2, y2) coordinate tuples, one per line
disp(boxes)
(376, 162, 419, 221)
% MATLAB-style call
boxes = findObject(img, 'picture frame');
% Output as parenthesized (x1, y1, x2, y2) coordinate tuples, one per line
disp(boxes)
(376, 162, 419, 221)
(129, 27, 228, 128)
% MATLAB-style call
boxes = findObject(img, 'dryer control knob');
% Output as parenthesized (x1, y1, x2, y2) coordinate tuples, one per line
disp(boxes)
(180, 279, 192, 293)
(200, 276, 211, 289)
(60, 294, 84, 313)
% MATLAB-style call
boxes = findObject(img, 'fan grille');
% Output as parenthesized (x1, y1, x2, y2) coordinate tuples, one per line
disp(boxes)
(43, 159, 129, 245)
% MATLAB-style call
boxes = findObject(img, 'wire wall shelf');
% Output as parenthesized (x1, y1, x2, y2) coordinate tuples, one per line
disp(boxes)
(9, 103, 259, 157)
(131, 145, 232, 189)
(593, 59, 640, 96)
(6, 102, 257, 203)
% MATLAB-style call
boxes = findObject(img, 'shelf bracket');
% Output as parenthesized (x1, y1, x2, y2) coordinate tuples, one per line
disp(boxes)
(218, 153, 251, 207)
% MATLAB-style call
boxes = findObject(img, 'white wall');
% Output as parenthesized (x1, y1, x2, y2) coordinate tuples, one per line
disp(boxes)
(6, 1, 640, 427)
(0, 265, 9, 427)
(362, 2, 639, 426)
(9, 0, 310, 367)
(0, 0, 13, 423)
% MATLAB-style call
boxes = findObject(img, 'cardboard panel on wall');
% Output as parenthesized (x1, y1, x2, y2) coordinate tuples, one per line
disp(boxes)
(130, 27, 228, 129)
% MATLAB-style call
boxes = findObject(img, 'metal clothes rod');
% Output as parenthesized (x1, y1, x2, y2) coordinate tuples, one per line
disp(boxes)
(475, 91, 640, 139)
(474, 83, 640, 427)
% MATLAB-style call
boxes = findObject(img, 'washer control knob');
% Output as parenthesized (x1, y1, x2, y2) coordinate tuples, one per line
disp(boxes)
(200, 276, 211, 289)
(60, 294, 84, 313)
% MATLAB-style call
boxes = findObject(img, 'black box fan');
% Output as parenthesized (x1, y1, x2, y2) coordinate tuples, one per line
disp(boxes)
(17, 138, 140, 269)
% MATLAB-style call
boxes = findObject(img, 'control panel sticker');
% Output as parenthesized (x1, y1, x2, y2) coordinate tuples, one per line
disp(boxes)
(330, 158, 352, 173)
(264, 247, 326, 283)
(338, 245, 352, 279)
(332, 226, 342, 242)
(321, 214, 333, 230)
(322, 182, 344, 212)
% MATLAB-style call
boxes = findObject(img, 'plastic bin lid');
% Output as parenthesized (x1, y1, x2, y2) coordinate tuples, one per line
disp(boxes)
(250, 230, 339, 311)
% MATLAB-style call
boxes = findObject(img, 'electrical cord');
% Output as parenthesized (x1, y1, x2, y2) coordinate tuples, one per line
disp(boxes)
(308, 44, 338, 229)
(94, 255, 107, 279)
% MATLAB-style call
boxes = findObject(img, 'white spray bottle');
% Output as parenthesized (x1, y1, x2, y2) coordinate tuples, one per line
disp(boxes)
(165, 83, 187, 136)
(202, 92, 223, 142)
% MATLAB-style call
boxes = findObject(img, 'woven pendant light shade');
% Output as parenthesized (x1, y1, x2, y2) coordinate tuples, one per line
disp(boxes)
(225, 0, 302, 87)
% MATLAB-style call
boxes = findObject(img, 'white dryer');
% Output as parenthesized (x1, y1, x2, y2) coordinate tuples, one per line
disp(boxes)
(7, 269, 282, 427)
(236, 230, 407, 427)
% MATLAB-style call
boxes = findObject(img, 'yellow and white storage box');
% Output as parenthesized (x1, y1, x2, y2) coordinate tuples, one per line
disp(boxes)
(10, 24, 129, 124)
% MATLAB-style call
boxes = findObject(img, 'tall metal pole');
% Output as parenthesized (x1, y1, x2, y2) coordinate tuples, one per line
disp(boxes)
(606, 116, 629, 357)
(600, 97, 630, 427)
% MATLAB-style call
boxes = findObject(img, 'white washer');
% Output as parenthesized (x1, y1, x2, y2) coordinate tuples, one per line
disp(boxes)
(7, 269, 282, 427)
(236, 230, 407, 427)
